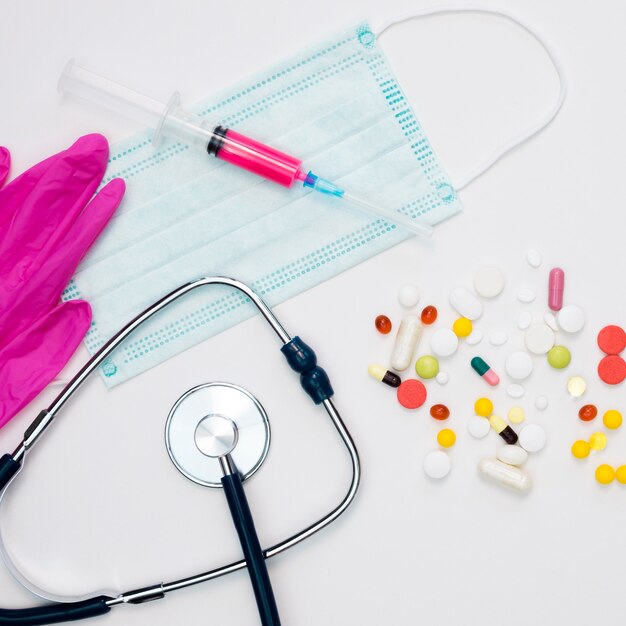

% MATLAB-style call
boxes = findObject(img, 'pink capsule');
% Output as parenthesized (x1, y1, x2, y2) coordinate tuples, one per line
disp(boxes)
(548, 267, 564, 311)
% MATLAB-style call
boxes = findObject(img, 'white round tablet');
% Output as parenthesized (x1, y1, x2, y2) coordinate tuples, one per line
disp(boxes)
(489, 331, 508, 346)
(517, 288, 536, 303)
(543, 312, 559, 331)
(398, 284, 420, 308)
(423, 450, 451, 479)
(518, 424, 547, 452)
(497, 445, 528, 466)
(526, 249, 542, 268)
(557, 305, 585, 333)
(449, 287, 483, 320)
(468, 415, 490, 438)
(535, 396, 549, 410)
(524, 323, 555, 355)
(430, 328, 459, 357)
(474, 266, 505, 298)
(466, 329, 483, 345)
(517, 311, 532, 330)
(436, 371, 449, 385)
(507, 384, 526, 398)
(505, 351, 533, 380)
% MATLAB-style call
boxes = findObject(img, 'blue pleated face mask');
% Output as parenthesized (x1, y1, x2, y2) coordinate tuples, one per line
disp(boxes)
(66, 11, 564, 386)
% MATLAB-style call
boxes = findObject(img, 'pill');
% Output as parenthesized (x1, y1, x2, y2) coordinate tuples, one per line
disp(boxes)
(518, 424, 546, 452)
(505, 351, 533, 380)
(437, 428, 456, 448)
(543, 312, 559, 331)
(616, 465, 626, 484)
(390, 315, 422, 371)
(506, 384, 525, 398)
(526, 248, 542, 268)
(557, 305, 585, 333)
(471, 356, 500, 386)
(397, 379, 427, 409)
(449, 287, 483, 320)
(453, 317, 473, 338)
(578, 404, 598, 422)
(473, 266, 505, 298)
(415, 355, 439, 379)
(468, 416, 490, 438)
(517, 311, 532, 330)
(567, 376, 587, 398)
(507, 406, 525, 424)
(517, 288, 536, 303)
(436, 371, 449, 385)
(398, 284, 420, 308)
(603, 409, 622, 430)
(466, 329, 483, 345)
(597, 325, 626, 355)
(375, 314, 392, 334)
(489, 415, 518, 444)
(535, 396, 549, 411)
(423, 450, 451, 479)
(420, 305, 438, 325)
(368, 364, 401, 388)
(571, 440, 590, 459)
(548, 267, 564, 311)
(430, 404, 450, 420)
(497, 445, 528, 466)
(595, 464, 615, 485)
(478, 458, 532, 493)
(474, 397, 494, 417)
(547, 345, 571, 369)
(598, 355, 626, 385)
(430, 328, 459, 357)
(524, 323, 555, 355)
(489, 331, 508, 346)
(589, 432, 607, 451)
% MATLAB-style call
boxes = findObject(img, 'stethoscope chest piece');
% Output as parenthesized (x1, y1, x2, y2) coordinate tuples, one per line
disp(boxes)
(165, 382, 270, 487)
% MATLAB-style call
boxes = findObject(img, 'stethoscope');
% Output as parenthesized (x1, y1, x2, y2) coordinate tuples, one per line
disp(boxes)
(0, 277, 360, 626)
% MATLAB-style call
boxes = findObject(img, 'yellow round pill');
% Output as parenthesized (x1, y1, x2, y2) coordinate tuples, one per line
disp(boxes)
(589, 432, 607, 451)
(474, 397, 493, 417)
(437, 428, 456, 448)
(595, 464, 615, 485)
(571, 440, 590, 459)
(507, 406, 525, 425)
(453, 317, 473, 338)
(616, 465, 626, 484)
(603, 409, 622, 430)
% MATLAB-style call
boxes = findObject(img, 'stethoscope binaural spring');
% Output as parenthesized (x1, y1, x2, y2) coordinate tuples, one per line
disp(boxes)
(0, 277, 360, 626)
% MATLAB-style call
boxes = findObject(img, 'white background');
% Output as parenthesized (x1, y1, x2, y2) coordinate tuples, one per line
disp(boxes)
(1, 1, 625, 625)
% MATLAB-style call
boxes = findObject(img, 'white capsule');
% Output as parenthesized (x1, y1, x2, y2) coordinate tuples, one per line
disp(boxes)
(398, 284, 420, 308)
(449, 287, 483, 320)
(496, 445, 528, 466)
(466, 329, 483, 345)
(390, 315, 422, 371)
(478, 458, 532, 493)
(517, 288, 536, 303)
(526, 249, 542, 268)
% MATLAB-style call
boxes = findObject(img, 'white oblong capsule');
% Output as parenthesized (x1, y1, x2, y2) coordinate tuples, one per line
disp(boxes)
(390, 315, 422, 371)
(449, 287, 483, 320)
(478, 458, 532, 493)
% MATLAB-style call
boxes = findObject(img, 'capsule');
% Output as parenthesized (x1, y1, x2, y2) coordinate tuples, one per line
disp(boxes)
(390, 315, 422, 371)
(548, 267, 564, 311)
(488, 415, 518, 444)
(478, 458, 532, 493)
(368, 364, 401, 388)
(470, 356, 500, 386)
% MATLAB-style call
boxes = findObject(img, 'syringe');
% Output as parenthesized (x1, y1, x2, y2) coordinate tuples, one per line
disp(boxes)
(58, 61, 433, 237)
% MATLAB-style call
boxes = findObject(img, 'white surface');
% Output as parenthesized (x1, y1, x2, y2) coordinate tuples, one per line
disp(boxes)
(1, 1, 626, 625)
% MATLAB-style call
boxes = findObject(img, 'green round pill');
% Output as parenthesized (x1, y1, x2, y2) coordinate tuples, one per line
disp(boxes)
(415, 355, 439, 379)
(547, 345, 571, 369)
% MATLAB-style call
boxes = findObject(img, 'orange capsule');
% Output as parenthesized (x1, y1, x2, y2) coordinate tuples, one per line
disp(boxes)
(430, 404, 450, 420)
(375, 314, 392, 335)
(578, 404, 598, 422)
(421, 305, 438, 325)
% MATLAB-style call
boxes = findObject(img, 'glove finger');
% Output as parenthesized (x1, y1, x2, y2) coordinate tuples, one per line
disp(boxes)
(0, 300, 91, 429)
(0, 134, 109, 281)
(0, 147, 9, 188)
(0, 178, 124, 342)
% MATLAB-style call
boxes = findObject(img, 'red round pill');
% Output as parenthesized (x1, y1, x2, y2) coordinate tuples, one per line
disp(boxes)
(597, 325, 626, 355)
(598, 355, 626, 385)
(397, 379, 427, 409)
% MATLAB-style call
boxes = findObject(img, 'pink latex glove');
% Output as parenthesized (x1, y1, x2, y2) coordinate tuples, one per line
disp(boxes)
(0, 134, 125, 428)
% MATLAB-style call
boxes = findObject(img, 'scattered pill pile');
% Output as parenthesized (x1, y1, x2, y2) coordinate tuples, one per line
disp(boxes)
(367, 250, 624, 493)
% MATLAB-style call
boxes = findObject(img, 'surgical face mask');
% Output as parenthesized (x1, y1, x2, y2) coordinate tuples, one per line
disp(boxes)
(65, 8, 564, 387)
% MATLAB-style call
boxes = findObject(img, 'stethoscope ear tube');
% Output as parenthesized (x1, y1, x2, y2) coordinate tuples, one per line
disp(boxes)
(0, 596, 111, 625)
(0, 456, 20, 493)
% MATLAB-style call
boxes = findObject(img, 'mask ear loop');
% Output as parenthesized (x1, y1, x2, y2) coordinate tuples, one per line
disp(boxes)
(374, 4, 567, 191)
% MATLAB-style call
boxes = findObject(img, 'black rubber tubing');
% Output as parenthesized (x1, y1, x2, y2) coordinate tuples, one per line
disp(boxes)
(0, 596, 111, 626)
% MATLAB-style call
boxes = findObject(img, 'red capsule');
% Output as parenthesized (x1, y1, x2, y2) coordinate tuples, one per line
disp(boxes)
(430, 404, 450, 420)
(421, 305, 438, 325)
(375, 315, 392, 335)
(578, 404, 597, 422)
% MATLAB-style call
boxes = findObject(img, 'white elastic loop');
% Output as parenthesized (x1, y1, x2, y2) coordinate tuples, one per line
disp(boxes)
(374, 4, 567, 190)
